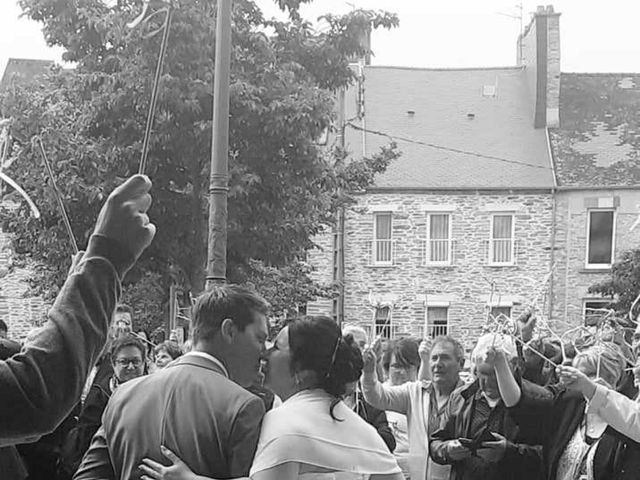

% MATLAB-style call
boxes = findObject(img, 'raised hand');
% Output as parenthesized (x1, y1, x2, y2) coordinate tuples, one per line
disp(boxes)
(93, 174, 156, 263)
(418, 337, 432, 361)
(362, 337, 381, 376)
(516, 308, 536, 343)
(557, 365, 597, 399)
(485, 346, 508, 368)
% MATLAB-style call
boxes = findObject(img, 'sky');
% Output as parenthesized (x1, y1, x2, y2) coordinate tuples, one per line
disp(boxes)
(1, 0, 640, 75)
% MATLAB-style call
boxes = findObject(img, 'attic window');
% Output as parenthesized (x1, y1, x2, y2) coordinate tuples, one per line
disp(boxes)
(482, 85, 497, 97)
(618, 77, 635, 89)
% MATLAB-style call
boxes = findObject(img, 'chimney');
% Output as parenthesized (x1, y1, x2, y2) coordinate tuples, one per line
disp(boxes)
(517, 5, 561, 128)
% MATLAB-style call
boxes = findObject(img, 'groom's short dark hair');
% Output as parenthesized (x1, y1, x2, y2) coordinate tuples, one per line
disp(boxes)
(191, 285, 269, 343)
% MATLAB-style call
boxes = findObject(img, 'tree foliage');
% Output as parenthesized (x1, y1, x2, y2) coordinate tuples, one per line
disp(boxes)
(589, 248, 640, 322)
(1, 0, 399, 332)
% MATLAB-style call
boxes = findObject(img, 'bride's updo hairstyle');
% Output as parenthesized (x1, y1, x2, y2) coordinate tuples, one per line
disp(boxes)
(288, 315, 363, 419)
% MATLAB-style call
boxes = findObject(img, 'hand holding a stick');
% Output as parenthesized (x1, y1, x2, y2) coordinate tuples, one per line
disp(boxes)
(516, 308, 536, 343)
(557, 365, 597, 400)
(418, 337, 432, 363)
(362, 336, 382, 379)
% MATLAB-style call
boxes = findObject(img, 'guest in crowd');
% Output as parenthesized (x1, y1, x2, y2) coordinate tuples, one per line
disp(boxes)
(378, 338, 420, 478)
(59, 335, 147, 478)
(154, 341, 183, 370)
(342, 333, 397, 453)
(494, 342, 639, 480)
(429, 333, 542, 480)
(363, 336, 464, 480)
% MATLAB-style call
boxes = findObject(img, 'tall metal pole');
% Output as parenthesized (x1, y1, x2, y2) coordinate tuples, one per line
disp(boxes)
(334, 88, 346, 325)
(206, 0, 233, 289)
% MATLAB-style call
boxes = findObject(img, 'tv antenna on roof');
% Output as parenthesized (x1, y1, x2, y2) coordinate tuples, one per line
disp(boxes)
(497, 1, 525, 61)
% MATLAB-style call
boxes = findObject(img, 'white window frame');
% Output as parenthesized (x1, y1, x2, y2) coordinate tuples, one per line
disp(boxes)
(372, 212, 393, 265)
(585, 209, 616, 269)
(489, 213, 515, 265)
(374, 306, 392, 338)
(490, 305, 512, 319)
(425, 305, 449, 337)
(425, 213, 452, 265)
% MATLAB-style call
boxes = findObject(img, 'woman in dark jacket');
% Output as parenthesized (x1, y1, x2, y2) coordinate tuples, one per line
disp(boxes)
(493, 343, 640, 480)
(57, 335, 147, 479)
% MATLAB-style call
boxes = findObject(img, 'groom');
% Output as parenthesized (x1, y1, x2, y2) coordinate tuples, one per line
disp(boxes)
(74, 285, 270, 479)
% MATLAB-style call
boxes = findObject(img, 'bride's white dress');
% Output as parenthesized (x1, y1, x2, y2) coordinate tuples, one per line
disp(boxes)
(249, 389, 401, 480)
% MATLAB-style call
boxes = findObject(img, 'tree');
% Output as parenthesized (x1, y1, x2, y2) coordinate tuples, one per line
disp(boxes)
(589, 248, 640, 324)
(1, 0, 399, 332)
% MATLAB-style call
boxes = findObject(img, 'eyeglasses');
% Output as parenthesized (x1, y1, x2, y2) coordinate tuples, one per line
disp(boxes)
(115, 358, 143, 367)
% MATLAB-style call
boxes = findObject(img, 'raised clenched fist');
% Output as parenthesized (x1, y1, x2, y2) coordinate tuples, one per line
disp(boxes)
(93, 175, 156, 263)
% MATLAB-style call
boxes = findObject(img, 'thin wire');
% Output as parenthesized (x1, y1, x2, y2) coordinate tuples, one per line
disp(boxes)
(139, 7, 172, 175)
(36, 138, 79, 254)
(346, 122, 553, 171)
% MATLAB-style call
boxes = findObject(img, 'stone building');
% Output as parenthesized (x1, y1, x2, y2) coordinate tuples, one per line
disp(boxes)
(309, 6, 640, 349)
(550, 72, 640, 325)
(309, 8, 560, 350)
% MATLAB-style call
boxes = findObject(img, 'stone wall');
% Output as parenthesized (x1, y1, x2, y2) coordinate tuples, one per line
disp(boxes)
(551, 189, 640, 325)
(307, 225, 334, 316)
(0, 228, 46, 341)
(310, 191, 555, 351)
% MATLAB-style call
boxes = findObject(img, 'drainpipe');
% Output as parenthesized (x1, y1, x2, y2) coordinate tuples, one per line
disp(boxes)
(546, 127, 558, 321)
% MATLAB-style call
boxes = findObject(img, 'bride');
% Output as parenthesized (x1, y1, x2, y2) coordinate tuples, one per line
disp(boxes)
(139, 315, 403, 480)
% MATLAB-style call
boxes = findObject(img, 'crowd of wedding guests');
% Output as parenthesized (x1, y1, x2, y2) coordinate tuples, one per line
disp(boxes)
(1, 174, 639, 480)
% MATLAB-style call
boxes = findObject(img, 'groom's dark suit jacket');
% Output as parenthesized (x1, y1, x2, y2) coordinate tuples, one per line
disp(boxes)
(74, 353, 265, 480)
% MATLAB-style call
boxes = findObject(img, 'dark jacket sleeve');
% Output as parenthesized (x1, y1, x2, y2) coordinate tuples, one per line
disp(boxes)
(0, 235, 132, 446)
(73, 425, 115, 480)
(508, 379, 560, 445)
(429, 389, 466, 465)
(364, 401, 396, 452)
(228, 395, 266, 477)
(429, 413, 457, 465)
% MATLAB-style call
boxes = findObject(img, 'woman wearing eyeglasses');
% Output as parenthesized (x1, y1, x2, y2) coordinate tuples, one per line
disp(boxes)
(58, 335, 147, 479)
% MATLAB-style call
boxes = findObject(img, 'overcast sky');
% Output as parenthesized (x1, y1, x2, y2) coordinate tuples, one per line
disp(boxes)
(1, 0, 639, 75)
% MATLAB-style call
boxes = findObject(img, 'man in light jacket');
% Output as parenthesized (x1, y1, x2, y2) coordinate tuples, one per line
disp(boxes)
(362, 336, 465, 480)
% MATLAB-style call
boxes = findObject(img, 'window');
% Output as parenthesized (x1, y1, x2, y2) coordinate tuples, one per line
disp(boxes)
(490, 214, 514, 264)
(373, 213, 393, 264)
(490, 306, 512, 319)
(374, 306, 392, 338)
(583, 300, 611, 326)
(426, 307, 449, 337)
(586, 210, 615, 268)
(426, 214, 451, 264)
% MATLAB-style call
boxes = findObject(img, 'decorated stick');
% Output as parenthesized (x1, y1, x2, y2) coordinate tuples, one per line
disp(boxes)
(423, 291, 429, 339)
(36, 138, 78, 254)
(0, 171, 40, 219)
(129, 3, 173, 175)
(512, 334, 558, 369)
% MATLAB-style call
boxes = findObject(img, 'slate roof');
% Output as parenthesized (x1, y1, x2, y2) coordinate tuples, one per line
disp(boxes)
(343, 66, 555, 190)
(0, 58, 53, 91)
(550, 73, 640, 187)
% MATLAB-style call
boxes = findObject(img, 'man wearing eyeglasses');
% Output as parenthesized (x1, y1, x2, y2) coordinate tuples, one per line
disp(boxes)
(58, 335, 146, 479)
